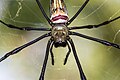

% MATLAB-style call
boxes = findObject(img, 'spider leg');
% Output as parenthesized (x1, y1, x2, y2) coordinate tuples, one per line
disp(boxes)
(0, 20, 51, 31)
(0, 32, 51, 62)
(69, 16, 120, 30)
(36, 0, 52, 25)
(39, 38, 53, 80)
(66, 0, 89, 26)
(68, 37, 86, 80)
(50, 42, 54, 65)
(69, 31, 120, 49)
(64, 41, 71, 65)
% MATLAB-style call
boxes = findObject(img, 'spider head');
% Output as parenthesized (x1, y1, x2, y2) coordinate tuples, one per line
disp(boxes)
(52, 24, 68, 47)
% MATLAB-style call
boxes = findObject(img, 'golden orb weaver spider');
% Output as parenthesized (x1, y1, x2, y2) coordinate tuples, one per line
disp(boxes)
(0, 0, 120, 80)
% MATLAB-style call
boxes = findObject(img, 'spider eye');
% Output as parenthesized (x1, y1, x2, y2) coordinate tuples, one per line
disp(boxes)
(62, 32, 66, 35)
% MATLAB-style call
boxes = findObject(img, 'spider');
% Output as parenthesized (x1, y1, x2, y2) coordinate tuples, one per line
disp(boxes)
(0, 0, 120, 80)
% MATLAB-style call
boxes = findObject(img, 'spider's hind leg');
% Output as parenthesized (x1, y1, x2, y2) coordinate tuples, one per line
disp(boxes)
(0, 20, 51, 31)
(69, 16, 120, 30)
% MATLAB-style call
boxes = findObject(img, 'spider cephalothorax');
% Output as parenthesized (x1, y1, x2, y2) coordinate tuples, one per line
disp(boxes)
(51, 24, 68, 47)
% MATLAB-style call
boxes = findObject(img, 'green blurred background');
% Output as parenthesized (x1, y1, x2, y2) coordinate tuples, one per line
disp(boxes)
(0, 0, 120, 80)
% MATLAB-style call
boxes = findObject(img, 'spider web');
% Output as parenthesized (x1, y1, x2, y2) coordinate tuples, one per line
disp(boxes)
(0, 0, 120, 80)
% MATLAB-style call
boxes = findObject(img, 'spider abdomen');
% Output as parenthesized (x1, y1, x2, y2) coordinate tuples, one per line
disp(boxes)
(50, 0, 69, 23)
(51, 14, 68, 23)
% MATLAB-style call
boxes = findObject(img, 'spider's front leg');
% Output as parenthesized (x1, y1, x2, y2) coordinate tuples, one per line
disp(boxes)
(0, 33, 51, 62)
(70, 31, 120, 49)
(68, 37, 87, 80)
(50, 42, 54, 65)
(39, 39, 53, 80)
